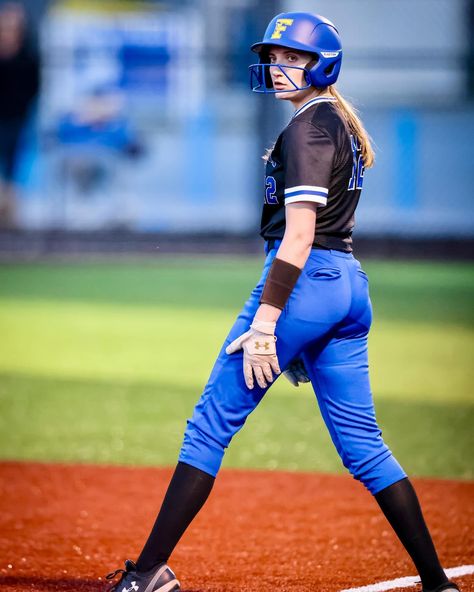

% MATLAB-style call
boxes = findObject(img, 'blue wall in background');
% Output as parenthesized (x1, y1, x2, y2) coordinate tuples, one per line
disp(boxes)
(358, 107, 473, 237)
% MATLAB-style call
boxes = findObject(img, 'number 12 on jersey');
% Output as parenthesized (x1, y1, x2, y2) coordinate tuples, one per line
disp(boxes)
(348, 135, 364, 191)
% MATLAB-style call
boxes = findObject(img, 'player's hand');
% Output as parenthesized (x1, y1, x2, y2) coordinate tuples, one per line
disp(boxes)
(225, 319, 281, 389)
(283, 358, 310, 387)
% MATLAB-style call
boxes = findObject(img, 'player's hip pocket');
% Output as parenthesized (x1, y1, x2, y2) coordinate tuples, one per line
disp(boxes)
(302, 251, 344, 282)
(304, 266, 342, 280)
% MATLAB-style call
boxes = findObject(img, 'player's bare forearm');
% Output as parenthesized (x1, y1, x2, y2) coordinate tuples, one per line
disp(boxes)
(254, 204, 317, 324)
(253, 237, 311, 323)
(276, 232, 313, 268)
(277, 202, 317, 268)
(254, 302, 282, 323)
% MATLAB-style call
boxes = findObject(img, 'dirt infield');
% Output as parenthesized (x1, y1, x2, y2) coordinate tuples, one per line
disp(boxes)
(0, 462, 472, 592)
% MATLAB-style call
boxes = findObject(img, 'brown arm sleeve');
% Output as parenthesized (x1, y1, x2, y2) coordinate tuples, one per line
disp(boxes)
(260, 257, 302, 310)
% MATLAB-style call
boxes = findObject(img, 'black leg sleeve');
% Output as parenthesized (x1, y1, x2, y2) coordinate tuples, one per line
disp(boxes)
(136, 461, 215, 572)
(375, 477, 449, 589)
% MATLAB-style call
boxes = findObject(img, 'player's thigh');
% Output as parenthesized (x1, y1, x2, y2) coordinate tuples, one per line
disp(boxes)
(190, 314, 307, 446)
(186, 252, 292, 443)
(180, 313, 307, 476)
(302, 330, 406, 493)
(301, 328, 383, 462)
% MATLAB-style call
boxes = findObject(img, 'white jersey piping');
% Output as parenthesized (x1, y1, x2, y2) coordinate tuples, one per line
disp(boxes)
(292, 96, 337, 119)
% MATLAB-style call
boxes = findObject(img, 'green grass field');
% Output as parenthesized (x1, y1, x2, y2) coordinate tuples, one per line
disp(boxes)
(0, 258, 473, 478)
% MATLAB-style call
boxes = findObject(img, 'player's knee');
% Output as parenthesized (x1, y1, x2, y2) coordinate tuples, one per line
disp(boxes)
(178, 420, 226, 477)
(341, 446, 406, 495)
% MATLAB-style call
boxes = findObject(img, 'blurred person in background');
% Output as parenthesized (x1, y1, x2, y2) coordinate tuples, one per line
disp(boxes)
(54, 88, 143, 196)
(0, 1, 39, 227)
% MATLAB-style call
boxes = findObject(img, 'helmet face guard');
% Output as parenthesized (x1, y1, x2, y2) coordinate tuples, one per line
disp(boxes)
(249, 12, 342, 92)
(249, 63, 312, 93)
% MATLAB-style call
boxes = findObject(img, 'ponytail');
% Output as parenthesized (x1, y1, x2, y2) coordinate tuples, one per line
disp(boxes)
(328, 86, 375, 168)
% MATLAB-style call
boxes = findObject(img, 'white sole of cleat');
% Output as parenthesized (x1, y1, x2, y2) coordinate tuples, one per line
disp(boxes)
(157, 582, 180, 592)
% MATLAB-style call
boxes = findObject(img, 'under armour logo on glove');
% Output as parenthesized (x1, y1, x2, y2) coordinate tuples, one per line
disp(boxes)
(226, 319, 280, 389)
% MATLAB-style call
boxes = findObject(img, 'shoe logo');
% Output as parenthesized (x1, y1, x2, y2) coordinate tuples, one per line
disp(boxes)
(122, 583, 139, 592)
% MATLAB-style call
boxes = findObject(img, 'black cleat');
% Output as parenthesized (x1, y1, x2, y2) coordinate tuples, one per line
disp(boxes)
(423, 583, 460, 592)
(106, 559, 180, 592)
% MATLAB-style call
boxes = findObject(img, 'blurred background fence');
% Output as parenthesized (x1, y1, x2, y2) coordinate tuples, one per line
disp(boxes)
(1, 0, 473, 251)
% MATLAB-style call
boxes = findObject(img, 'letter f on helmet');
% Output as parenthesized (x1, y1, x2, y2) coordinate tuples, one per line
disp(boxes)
(271, 18, 294, 39)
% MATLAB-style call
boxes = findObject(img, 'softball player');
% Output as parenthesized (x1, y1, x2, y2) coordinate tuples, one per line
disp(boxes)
(107, 13, 459, 592)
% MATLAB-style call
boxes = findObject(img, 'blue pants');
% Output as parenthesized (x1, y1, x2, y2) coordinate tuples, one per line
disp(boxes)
(179, 244, 406, 495)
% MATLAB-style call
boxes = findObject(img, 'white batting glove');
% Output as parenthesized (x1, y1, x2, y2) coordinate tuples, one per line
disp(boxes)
(225, 319, 281, 389)
(283, 358, 310, 387)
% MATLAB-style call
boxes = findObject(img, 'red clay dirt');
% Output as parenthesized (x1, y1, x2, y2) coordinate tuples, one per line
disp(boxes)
(0, 462, 472, 592)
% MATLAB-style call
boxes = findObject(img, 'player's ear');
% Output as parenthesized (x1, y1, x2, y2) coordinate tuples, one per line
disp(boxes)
(304, 57, 319, 86)
(303, 60, 317, 86)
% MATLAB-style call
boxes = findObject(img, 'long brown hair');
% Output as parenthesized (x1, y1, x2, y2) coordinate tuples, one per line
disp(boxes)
(262, 87, 375, 168)
(328, 85, 375, 168)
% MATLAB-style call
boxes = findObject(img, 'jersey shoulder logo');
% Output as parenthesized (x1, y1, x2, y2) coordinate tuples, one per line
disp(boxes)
(271, 18, 294, 39)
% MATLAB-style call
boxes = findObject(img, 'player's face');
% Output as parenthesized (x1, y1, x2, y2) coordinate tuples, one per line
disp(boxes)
(267, 46, 315, 102)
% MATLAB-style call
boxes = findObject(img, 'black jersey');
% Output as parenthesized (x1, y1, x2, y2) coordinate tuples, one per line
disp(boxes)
(260, 97, 365, 252)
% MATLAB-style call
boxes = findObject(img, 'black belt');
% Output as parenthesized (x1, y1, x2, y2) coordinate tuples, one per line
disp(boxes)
(266, 239, 330, 251)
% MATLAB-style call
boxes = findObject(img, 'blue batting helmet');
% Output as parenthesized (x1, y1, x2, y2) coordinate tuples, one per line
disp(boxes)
(249, 12, 342, 92)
